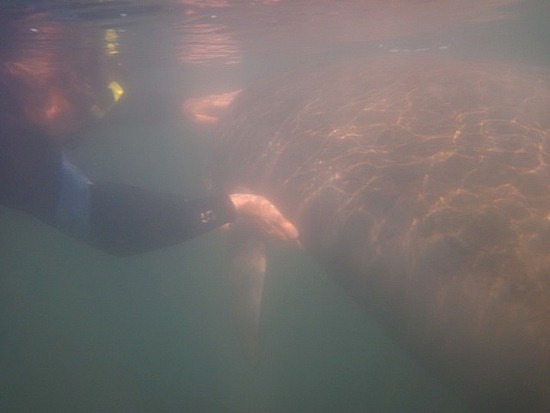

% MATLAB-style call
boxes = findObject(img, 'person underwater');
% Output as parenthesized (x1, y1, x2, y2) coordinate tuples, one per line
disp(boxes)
(0, 15, 298, 256)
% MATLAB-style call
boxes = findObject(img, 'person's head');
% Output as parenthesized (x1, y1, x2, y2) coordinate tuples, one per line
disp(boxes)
(0, 12, 125, 144)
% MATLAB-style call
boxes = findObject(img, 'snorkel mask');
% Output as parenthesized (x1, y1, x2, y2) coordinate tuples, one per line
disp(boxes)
(89, 79, 125, 120)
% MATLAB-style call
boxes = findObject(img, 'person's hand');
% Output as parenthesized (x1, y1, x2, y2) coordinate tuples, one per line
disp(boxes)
(228, 193, 300, 245)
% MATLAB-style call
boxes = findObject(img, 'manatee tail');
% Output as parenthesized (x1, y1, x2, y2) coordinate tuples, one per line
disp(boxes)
(227, 221, 267, 366)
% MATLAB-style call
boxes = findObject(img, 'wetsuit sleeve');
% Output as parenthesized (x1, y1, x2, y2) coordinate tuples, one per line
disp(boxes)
(88, 183, 237, 256)
(1, 82, 237, 255)
(0, 127, 236, 255)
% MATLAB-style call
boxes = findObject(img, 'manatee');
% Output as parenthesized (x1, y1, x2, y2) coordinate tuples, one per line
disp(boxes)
(212, 55, 550, 412)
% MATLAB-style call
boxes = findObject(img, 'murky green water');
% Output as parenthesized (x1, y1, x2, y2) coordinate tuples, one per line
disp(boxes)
(1, 1, 548, 412)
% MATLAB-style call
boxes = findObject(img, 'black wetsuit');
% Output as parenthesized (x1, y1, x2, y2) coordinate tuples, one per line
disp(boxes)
(0, 123, 236, 256)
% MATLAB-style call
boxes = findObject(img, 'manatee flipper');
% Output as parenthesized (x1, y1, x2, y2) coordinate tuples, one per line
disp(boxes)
(227, 221, 267, 366)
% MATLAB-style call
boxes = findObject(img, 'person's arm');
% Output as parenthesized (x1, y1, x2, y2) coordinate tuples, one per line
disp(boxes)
(88, 182, 236, 256)
(0, 129, 237, 256)
(59, 158, 299, 256)
(1, 129, 296, 256)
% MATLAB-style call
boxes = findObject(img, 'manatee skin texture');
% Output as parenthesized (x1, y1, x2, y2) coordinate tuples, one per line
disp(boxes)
(214, 55, 550, 413)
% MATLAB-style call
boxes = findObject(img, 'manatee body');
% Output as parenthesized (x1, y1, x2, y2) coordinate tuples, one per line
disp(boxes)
(214, 55, 550, 412)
